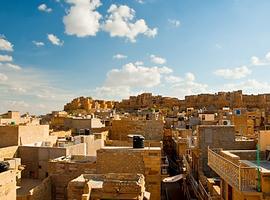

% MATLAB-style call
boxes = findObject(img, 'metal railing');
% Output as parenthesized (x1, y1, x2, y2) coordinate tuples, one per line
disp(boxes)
(183, 155, 212, 200)
(208, 148, 258, 192)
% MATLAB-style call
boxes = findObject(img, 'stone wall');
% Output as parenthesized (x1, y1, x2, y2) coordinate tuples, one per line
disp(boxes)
(0, 146, 18, 160)
(74, 135, 105, 156)
(96, 147, 161, 200)
(30, 177, 52, 200)
(0, 126, 18, 147)
(48, 156, 96, 200)
(64, 97, 115, 113)
(18, 125, 49, 145)
(258, 130, 270, 151)
(66, 143, 86, 156)
(196, 125, 256, 177)
(116, 91, 270, 111)
(0, 125, 50, 148)
(18, 143, 86, 179)
(67, 173, 146, 200)
(110, 119, 163, 141)
(0, 170, 16, 200)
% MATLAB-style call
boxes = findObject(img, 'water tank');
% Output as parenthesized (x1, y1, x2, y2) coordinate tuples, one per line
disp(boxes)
(133, 135, 145, 148)
(0, 161, 10, 173)
(85, 129, 90, 135)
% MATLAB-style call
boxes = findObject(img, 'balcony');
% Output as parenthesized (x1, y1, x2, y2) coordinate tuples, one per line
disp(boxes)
(208, 148, 259, 192)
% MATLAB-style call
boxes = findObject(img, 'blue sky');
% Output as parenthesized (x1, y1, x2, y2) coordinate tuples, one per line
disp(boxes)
(0, 0, 270, 114)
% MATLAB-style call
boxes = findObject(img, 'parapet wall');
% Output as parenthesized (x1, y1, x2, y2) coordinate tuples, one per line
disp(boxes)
(96, 147, 161, 200)
(0, 170, 16, 200)
(110, 119, 163, 141)
(30, 177, 52, 200)
(0, 146, 18, 160)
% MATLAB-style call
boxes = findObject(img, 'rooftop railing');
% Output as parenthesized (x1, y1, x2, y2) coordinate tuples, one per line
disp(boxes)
(208, 148, 258, 192)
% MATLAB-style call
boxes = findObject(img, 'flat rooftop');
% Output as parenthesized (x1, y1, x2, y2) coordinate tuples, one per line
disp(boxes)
(241, 160, 270, 173)
(101, 146, 161, 151)
(51, 155, 96, 163)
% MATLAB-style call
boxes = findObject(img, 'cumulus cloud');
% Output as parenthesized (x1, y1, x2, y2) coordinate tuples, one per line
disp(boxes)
(0, 37, 13, 51)
(250, 52, 270, 66)
(93, 58, 210, 101)
(164, 73, 208, 98)
(222, 79, 270, 94)
(165, 75, 182, 83)
(134, 61, 144, 66)
(32, 41, 45, 47)
(113, 54, 127, 59)
(105, 62, 172, 88)
(38, 4, 52, 13)
(214, 65, 251, 79)
(9, 87, 27, 94)
(168, 19, 180, 27)
(7, 100, 29, 108)
(103, 4, 157, 42)
(0, 55, 12, 62)
(47, 34, 64, 46)
(185, 72, 195, 82)
(63, 0, 102, 37)
(0, 73, 8, 81)
(0, 67, 76, 114)
(94, 86, 131, 100)
(150, 54, 166, 65)
(0, 63, 21, 70)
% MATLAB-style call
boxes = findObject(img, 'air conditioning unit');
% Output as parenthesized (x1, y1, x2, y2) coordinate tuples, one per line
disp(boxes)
(58, 142, 65, 147)
(222, 120, 231, 126)
(42, 141, 51, 147)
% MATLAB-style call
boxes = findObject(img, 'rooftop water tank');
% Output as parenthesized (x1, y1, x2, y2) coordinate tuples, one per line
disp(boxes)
(133, 135, 145, 148)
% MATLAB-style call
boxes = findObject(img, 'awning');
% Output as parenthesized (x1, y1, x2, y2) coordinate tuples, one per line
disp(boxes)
(162, 174, 184, 183)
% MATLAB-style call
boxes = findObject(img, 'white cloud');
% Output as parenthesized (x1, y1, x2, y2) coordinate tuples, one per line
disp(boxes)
(164, 73, 208, 98)
(134, 61, 143, 66)
(63, 0, 102, 37)
(222, 79, 270, 94)
(105, 62, 172, 88)
(265, 52, 270, 60)
(168, 19, 180, 27)
(47, 34, 64, 46)
(0, 55, 12, 62)
(103, 4, 157, 42)
(38, 4, 52, 13)
(250, 56, 266, 66)
(9, 87, 27, 94)
(165, 75, 182, 83)
(157, 66, 172, 74)
(0, 37, 13, 52)
(135, 0, 145, 4)
(250, 51, 270, 66)
(185, 72, 195, 81)
(0, 63, 22, 70)
(150, 54, 166, 65)
(0, 67, 76, 114)
(6, 100, 29, 108)
(214, 65, 251, 79)
(93, 60, 209, 101)
(94, 86, 131, 100)
(32, 41, 45, 47)
(113, 54, 127, 59)
(0, 73, 8, 81)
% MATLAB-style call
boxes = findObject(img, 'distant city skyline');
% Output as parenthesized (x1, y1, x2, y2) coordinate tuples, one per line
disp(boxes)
(1, 0, 270, 114)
